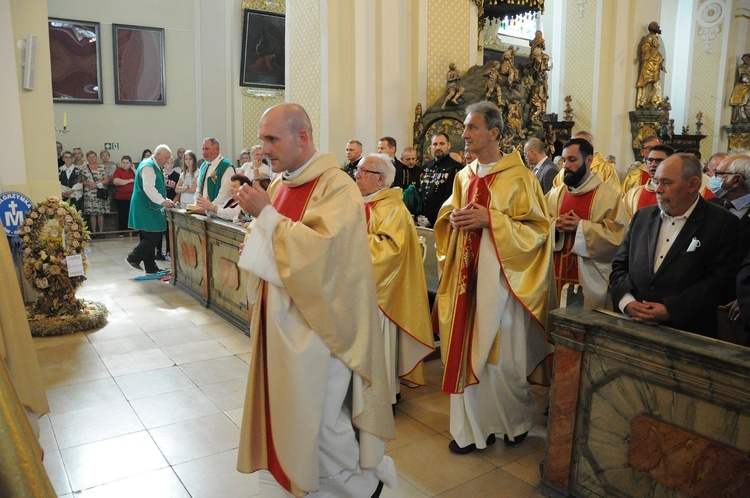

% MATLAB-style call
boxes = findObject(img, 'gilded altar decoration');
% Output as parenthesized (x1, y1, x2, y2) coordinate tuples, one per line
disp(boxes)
(563, 95, 574, 122)
(21, 197, 107, 335)
(442, 63, 466, 110)
(483, 60, 503, 106)
(730, 54, 750, 124)
(636, 22, 666, 109)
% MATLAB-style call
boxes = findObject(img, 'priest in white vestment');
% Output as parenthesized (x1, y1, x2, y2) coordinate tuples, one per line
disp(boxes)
(236, 103, 396, 497)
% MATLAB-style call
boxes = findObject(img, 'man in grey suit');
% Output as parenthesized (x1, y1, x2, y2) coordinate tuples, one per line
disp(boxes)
(610, 153, 741, 338)
(524, 137, 558, 194)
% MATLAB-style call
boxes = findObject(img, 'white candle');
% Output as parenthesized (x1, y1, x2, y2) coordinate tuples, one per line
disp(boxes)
(63, 113, 67, 128)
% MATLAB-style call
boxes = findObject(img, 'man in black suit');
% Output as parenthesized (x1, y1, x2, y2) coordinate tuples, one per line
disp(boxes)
(418, 132, 463, 227)
(342, 139, 363, 181)
(610, 153, 741, 338)
(377, 136, 406, 189)
(523, 137, 558, 194)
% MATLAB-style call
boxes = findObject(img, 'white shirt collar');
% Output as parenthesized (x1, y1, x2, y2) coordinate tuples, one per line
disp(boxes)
(283, 150, 322, 180)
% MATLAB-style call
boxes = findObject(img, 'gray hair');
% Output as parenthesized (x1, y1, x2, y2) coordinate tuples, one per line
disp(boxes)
(153, 144, 172, 156)
(572, 130, 595, 147)
(727, 154, 750, 189)
(525, 137, 545, 154)
(369, 153, 396, 187)
(465, 101, 504, 136)
(674, 153, 702, 181)
(250, 145, 262, 154)
(203, 137, 220, 148)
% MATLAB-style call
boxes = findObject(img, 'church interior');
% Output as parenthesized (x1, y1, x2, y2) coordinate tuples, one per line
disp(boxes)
(2, 0, 750, 496)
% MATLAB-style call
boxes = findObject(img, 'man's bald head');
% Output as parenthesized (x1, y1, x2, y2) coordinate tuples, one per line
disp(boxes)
(258, 103, 316, 173)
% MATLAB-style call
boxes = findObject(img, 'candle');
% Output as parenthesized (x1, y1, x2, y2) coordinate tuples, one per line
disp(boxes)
(63, 113, 67, 128)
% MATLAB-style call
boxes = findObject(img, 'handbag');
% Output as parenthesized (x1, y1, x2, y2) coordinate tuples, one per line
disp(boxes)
(87, 164, 109, 200)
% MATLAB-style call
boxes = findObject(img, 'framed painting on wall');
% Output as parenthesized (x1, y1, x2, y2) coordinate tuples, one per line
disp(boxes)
(240, 9, 285, 89)
(48, 18, 102, 103)
(112, 24, 166, 105)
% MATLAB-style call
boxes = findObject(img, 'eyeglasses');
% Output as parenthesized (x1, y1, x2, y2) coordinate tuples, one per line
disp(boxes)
(356, 168, 382, 175)
(645, 157, 665, 164)
(714, 171, 737, 176)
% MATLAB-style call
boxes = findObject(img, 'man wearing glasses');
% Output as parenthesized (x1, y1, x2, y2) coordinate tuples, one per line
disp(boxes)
(622, 144, 674, 218)
(621, 135, 660, 195)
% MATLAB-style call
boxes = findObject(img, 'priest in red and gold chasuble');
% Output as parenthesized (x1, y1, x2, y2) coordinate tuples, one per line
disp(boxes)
(358, 154, 435, 402)
(435, 101, 555, 454)
(236, 104, 395, 497)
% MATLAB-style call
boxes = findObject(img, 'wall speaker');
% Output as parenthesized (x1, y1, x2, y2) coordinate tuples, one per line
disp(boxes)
(21, 34, 37, 90)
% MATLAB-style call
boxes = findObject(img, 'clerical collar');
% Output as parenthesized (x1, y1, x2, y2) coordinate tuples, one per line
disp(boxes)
(283, 150, 322, 180)
(477, 161, 495, 178)
(363, 188, 384, 202)
(567, 172, 593, 191)
(659, 195, 699, 221)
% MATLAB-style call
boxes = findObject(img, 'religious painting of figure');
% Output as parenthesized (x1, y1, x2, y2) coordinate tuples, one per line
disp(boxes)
(240, 9, 285, 89)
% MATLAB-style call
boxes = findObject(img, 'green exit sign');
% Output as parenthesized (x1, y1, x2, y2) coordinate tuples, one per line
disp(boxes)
(104, 143, 120, 150)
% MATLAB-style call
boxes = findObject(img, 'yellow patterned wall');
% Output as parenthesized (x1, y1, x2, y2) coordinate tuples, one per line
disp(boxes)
(288, 0, 321, 137)
(563, 0, 596, 135)
(241, 0, 285, 148)
(427, 0, 473, 105)
(688, 0, 725, 158)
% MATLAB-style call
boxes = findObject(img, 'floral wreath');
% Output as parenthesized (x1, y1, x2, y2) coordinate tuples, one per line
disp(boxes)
(21, 197, 90, 315)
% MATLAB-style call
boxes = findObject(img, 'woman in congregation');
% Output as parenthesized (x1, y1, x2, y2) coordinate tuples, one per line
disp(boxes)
(175, 149, 199, 209)
(238, 148, 251, 169)
(112, 155, 136, 236)
(81, 150, 109, 238)
(100, 150, 118, 181)
(141, 148, 152, 162)
(201, 174, 252, 222)
(240, 145, 271, 180)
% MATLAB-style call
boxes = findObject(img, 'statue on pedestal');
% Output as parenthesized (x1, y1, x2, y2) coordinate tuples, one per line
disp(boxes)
(730, 54, 750, 123)
(441, 63, 465, 110)
(636, 22, 666, 109)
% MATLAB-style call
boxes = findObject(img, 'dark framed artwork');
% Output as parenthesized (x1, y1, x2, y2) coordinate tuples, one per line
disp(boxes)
(48, 18, 102, 103)
(240, 9, 285, 89)
(112, 24, 166, 105)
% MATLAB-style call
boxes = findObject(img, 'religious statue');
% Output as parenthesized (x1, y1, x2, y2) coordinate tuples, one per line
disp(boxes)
(636, 22, 666, 109)
(505, 101, 523, 138)
(500, 46, 520, 86)
(696, 111, 704, 134)
(441, 63, 466, 110)
(413, 103, 423, 147)
(730, 54, 750, 123)
(544, 128, 557, 158)
(528, 80, 548, 122)
(529, 30, 550, 76)
(484, 60, 503, 106)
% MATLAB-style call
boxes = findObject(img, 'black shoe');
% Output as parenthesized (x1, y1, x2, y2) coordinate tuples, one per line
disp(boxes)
(448, 433, 496, 454)
(503, 431, 528, 446)
(125, 257, 143, 271)
(145, 267, 163, 275)
(155, 252, 167, 261)
(370, 480, 384, 498)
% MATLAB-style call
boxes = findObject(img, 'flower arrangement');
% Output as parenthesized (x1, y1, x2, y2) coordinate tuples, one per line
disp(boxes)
(209, 170, 218, 182)
(21, 197, 107, 334)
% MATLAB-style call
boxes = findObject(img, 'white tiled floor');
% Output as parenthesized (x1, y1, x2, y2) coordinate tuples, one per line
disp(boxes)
(36, 237, 548, 497)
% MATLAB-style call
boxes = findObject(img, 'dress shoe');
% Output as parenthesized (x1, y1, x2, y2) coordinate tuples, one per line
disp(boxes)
(145, 267, 163, 275)
(125, 257, 143, 271)
(155, 252, 167, 261)
(448, 433, 496, 454)
(503, 431, 528, 446)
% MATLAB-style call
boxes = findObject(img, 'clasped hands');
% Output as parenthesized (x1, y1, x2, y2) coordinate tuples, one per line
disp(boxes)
(450, 202, 489, 231)
(555, 210, 581, 233)
(624, 301, 670, 325)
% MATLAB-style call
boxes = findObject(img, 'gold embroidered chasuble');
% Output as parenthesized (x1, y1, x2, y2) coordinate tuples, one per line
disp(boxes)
(365, 187, 435, 386)
(434, 152, 554, 393)
(237, 153, 395, 496)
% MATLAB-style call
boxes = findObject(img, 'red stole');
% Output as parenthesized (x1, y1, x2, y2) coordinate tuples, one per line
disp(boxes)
(442, 170, 495, 394)
(553, 189, 596, 298)
(636, 188, 657, 211)
(638, 168, 650, 186)
(261, 176, 319, 492)
(364, 200, 375, 225)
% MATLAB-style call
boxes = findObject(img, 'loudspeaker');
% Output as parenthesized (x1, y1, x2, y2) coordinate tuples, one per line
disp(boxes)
(21, 34, 37, 90)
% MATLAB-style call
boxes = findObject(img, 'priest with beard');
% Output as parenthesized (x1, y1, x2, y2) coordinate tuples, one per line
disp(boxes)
(546, 138, 628, 309)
